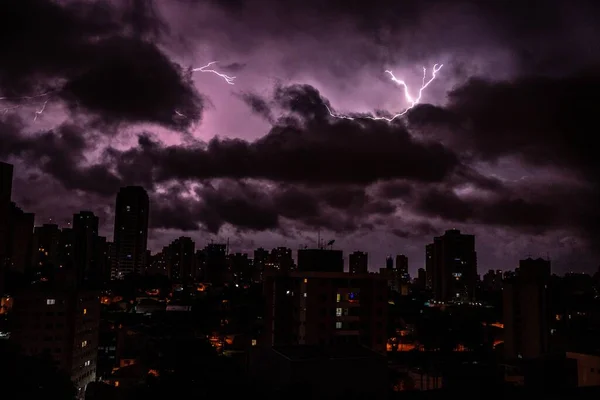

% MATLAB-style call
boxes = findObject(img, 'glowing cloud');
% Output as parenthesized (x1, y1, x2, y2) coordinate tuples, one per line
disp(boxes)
(327, 64, 443, 122)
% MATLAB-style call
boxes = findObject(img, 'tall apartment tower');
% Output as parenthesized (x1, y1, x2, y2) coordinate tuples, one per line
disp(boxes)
(165, 236, 195, 282)
(6, 202, 34, 273)
(112, 187, 149, 279)
(426, 229, 477, 302)
(0, 162, 14, 293)
(503, 258, 551, 360)
(396, 254, 409, 280)
(349, 251, 368, 274)
(73, 211, 99, 284)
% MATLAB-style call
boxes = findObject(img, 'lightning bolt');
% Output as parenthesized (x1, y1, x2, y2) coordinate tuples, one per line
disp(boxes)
(326, 64, 443, 122)
(0, 91, 55, 121)
(192, 61, 236, 85)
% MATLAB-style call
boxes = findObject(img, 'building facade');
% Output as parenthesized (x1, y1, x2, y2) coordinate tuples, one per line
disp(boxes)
(426, 229, 477, 302)
(11, 285, 101, 394)
(112, 187, 149, 279)
(264, 270, 388, 353)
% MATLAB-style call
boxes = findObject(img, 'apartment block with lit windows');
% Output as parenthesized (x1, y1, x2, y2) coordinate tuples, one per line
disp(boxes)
(11, 284, 100, 394)
(264, 271, 388, 353)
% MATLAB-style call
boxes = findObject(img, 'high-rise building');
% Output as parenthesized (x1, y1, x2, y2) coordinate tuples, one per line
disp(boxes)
(504, 258, 551, 360)
(202, 243, 227, 285)
(31, 224, 62, 274)
(416, 267, 427, 289)
(0, 162, 14, 293)
(6, 202, 34, 273)
(165, 236, 195, 282)
(11, 284, 100, 394)
(426, 229, 477, 302)
(93, 236, 111, 283)
(395, 254, 409, 281)
(73, 211, 99, 284)
(425, 243, 433, 289)
(112, 186, 149, 279)
(268, 247, 294, 272)
(263, 270, 388, 353)
(349, 251, 368, 274)
(385, 256, 394, 270)
(229, 252, 251, 285)
(253, 247, 270, 282)
(297, 248, 343, 273)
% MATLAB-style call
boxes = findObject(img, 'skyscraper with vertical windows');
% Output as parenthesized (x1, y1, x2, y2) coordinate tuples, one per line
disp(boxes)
(112, 187, 149, 279)
(426, 229, 477, 302)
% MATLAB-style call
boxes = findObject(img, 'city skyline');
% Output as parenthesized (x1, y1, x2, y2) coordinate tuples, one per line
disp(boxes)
(1, 159, 559, 278)
(2, 0, 600, 274)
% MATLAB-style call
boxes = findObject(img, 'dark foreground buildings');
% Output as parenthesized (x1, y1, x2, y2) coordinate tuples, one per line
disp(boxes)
(263, 247, 388, 353)
(11, 283, 100, 394)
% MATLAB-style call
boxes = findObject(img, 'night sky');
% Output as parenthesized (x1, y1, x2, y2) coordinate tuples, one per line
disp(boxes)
(1, 0, 600, 275)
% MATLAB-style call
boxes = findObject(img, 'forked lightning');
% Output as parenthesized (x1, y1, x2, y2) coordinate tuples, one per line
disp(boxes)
(326, 64, 443, 122)
(192, 61, 236, 85)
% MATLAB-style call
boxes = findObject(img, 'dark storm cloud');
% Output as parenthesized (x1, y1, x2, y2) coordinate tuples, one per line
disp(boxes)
(0, 116, 121, 196)
(188, 0, 600, 82)
(405, 68, 600, 245)
(0, 0, 203, 130)
(107, 84, 462, 186)
(412, 70, 600, 179)
(221, 63, 247, 73)
(237, 92, 274, 123)
(148, 180, 395, 234)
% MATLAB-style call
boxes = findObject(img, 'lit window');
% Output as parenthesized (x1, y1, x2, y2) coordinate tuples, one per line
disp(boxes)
(335, 322, 342, 329)
(81, 340, 88, 348)
(46, 299, 56, 305)
(336, 293, 341, 302)
(84, 360, 91, 366)
(303, 278, 308, 283)
(336, 308, 342, 316)
(83, 308, 87, 315)
(251, 339, 257, 346)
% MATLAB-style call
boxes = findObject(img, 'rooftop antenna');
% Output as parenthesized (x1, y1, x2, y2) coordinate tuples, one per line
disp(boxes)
(318, 230, 321, 249)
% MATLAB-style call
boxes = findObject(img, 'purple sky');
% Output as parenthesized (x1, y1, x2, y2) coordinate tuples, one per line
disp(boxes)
(2, 0, 600, 275)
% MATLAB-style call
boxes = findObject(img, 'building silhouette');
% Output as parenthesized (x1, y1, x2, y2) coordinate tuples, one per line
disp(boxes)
(504, 257, 551, 360)
(349, 251, 368, 274)
(263, 270, 388, 353)
(268, 247, 294, 272)
(253, 247, 270, 281)
(112, 187, 149, 279)
(11, 284, 100, 393)
(202, 243, 227, 284)
(165, 236, 195, 282)
(6, 202, 34, 274)
(396, 254, 409, 281)
(31, 224, 62, 278)
(72, 211, 99, 284)
(0, 162, 14, 293)
(297, 248, 343, 273)
(426, 229, 477, 302)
